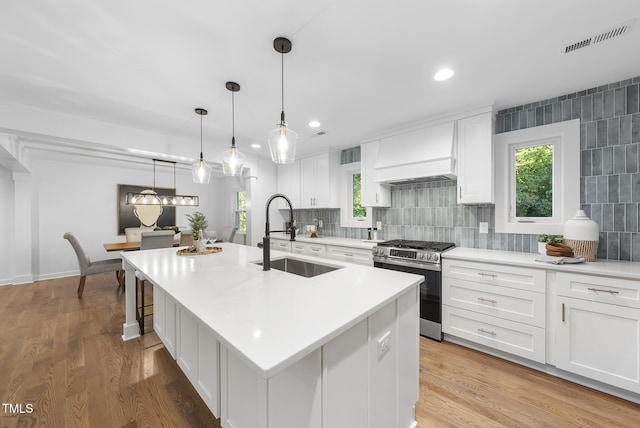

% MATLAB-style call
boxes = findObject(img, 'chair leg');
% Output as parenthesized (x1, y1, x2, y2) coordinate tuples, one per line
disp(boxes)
(77, 276, 87, 298)
(117, 270, 125, 289)
(140, 279, 145, 335)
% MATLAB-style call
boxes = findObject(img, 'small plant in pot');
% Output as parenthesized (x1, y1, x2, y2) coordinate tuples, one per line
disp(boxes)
(186, 212, 208, 251)
(537, 234, 563, 254)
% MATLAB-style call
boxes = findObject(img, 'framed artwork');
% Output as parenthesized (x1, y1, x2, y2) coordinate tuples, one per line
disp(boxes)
(117, 184, 176, 235)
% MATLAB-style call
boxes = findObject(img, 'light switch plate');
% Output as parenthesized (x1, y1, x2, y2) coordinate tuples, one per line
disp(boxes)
(479, 222, 489, 234)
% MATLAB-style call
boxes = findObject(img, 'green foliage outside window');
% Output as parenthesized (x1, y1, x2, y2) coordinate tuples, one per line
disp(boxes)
(237, 191, 247, 231)
(515, 144, 553, 218)
(352, 173, 366, 218)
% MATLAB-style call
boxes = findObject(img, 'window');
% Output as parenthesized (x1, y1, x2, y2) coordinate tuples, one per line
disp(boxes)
(340, 162, 372, 228)
(513, 141, 554, 219)
(495, 119, 580, 235)
(236, 191, 246, 232)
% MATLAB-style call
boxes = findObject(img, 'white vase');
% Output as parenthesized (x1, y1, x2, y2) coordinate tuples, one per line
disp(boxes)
(563, 210, 599, 261)
(563, 210, 599, 241)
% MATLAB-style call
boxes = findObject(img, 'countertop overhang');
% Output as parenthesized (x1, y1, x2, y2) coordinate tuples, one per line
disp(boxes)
(121, 243, 422, 378)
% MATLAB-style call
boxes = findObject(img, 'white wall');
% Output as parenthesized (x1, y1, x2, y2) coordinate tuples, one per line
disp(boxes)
(0, 133, 281, 284)
(0, 167, 14, 284)
(23, 154, 223, 281)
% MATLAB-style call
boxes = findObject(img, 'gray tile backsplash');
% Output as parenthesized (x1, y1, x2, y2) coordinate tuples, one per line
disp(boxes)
(292, 75, 640, 261)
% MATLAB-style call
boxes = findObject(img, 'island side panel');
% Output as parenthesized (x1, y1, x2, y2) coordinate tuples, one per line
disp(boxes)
(322, 319, 369, 427)
(397, 285, 420, 428)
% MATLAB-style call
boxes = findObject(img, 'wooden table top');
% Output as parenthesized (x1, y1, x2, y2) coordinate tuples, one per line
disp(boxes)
(103, 241, 180, 252)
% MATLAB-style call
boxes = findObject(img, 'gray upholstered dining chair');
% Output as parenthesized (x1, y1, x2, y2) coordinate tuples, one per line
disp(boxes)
(140, 230, 175, 249)
(63, 232, 122, 298)
(221, 226, 238, 243)
(137, 230, 175, 334)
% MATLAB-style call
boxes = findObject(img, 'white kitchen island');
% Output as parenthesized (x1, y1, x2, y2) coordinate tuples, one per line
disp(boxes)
(120, 242, 422, 428)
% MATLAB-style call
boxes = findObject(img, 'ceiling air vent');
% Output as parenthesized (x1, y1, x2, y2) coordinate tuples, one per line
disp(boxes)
(563, 19, 635, 54)
(310, 130, 328, 137)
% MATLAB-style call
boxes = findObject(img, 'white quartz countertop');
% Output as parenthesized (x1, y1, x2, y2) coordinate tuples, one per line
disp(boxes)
(444, 247, 640, 279)
(269, 233, 382, 249)
(121, 243, 421, 378)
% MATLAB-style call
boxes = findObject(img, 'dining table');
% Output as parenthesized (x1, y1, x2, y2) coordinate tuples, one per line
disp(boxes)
(103, 241, 181, 252)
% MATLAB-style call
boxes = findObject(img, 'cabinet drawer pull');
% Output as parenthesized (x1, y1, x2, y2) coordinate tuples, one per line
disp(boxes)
(477, 328, 497, 336)
(344, 253, 353, 257)
(562, 303, 565, 322)
(312, 248, 321, 252)
(587, 287, 619, 294)
(478, 272, 498, 279)
(478, 297, 497, 304)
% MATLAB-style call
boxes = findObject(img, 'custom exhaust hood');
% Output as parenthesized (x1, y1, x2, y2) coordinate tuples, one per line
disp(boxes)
(374, 121, 456, 183)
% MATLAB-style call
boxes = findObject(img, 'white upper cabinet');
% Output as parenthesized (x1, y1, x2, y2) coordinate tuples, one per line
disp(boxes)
(300, 151, 341, 208)
(276, 160, 301, 209)
(456, 111, 494, 204)
(360, 140, 391, 207)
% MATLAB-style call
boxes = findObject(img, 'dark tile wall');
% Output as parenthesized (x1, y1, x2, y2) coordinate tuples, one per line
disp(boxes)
(292, 75, 640, 260)
(495, 75, 640, 260)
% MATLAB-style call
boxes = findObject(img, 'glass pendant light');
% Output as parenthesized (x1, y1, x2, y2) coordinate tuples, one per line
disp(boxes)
(268, 37, 298, 164)
(192, 108, 213, 184)
(222, 81, 245, 176)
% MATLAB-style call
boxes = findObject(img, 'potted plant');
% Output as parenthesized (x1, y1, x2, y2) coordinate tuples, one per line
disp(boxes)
(537, 234, 563, 254)
(186, 212, 208, 251)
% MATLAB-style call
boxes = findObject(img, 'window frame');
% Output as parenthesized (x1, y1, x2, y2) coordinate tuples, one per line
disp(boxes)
(340, 162, 372, 228)
(495, 119, 580, 235)
(235, 190, 247, 232)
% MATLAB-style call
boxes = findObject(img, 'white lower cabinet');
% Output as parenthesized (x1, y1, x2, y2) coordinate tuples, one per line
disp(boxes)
(325, 245, 373, 265)
(556, 272, 640, 393)
(443, 305, 546, 363)
(177, 306, 221, 416)
(153, 285, 177, 358)
(442, 259, 546, 363)
(270, 239, 292, 252)
(291, 241, 326, 257)
(270, 237, 375, 266)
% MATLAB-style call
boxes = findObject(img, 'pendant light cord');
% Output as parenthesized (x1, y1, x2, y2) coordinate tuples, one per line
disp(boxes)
(231, 90, 236, 148)
(280, 48, 285, 123)
(199, 112, 204, 160)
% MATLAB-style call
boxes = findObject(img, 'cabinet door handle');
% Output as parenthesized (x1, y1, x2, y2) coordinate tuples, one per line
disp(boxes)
(562, 303, 565, 322)
(477, 328, 496, 336)
(376, 193, 379, 203)
(459, 185, 462, 199)
(478, 272, 497, 279)
(478, 297, 497, 304)
(587, 287, 619, 294)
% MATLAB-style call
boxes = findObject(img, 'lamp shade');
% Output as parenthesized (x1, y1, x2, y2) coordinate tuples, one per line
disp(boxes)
(268, 123, 298, 164)
(222, 145, 246, 176)
(192, 158, 212, 184)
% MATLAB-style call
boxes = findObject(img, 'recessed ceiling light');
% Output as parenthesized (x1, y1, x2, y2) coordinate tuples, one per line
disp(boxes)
(308, 120, 321, 128)
(251, 143, 261, 149)
(434, 68, 454, 81)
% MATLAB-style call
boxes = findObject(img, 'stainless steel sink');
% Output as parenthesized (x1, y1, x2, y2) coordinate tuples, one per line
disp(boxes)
(254, 257, 342, 278)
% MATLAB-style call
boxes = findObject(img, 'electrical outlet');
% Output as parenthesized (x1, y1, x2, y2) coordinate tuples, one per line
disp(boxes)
(377, 331, 391, 360)
(376, 221, 382, 230)
(479, 222, 489, 234)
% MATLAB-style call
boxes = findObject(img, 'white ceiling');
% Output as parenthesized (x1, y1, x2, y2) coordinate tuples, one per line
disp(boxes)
(2, 0, 640, 164)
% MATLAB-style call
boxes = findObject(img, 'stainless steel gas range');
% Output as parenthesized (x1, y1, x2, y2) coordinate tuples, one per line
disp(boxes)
(372, 239, 455, 341)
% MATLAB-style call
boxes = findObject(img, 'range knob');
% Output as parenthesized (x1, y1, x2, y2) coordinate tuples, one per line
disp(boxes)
(433, 254, 439, 262)
(425, 253, 432, 261)
(417, 252, 423, 259)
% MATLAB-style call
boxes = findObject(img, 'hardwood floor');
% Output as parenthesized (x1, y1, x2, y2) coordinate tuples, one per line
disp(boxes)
(1, 273, 639, 427)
